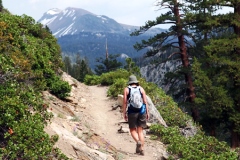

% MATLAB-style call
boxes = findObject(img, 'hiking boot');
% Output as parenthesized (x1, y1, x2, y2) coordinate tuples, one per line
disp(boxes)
(136, 141, 141, 153)
(139, 150, 144, 156)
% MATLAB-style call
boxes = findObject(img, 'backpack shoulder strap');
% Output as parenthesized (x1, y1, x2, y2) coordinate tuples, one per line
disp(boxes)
(127, 86, 131, 100)
(136, 86, 142, 97)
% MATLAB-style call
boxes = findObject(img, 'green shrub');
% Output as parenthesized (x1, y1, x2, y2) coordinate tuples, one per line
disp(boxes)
(150, 125, 238, 159)
(100, 69, 129, 86)
(138, 78, 165, 104)
(107, 78, 127, 97)
(47, 75, 71, 99)
(84, 74, 101, 85)
(0, 82, 67, 159)
(2, 116, 54, 159)
(157, 99, 191, 127)
(0, 13, 69, 159)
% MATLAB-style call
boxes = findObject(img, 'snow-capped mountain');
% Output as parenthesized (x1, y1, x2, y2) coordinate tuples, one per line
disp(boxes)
(37, 7, 168, 77)
(38, 7, 141, 37)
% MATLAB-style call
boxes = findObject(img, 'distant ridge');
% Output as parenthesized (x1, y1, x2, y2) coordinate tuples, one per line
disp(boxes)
(38, 7, 128, 37)
(37, 7, 166, 70)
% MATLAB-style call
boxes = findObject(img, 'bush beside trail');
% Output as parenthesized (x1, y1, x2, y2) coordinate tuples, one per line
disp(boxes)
(0, 13, 70, 159)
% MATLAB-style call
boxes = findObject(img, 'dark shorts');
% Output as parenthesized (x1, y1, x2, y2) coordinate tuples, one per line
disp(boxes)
(128, 112, 146, 129)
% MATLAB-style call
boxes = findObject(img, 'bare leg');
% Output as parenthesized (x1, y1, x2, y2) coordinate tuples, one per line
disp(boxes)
(137, 127, 144, 150)
(130, 128, 139, 142)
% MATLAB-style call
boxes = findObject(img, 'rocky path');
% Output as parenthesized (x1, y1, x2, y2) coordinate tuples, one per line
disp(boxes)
(44, 73, 166, 160)
(87, 85, 166, 160)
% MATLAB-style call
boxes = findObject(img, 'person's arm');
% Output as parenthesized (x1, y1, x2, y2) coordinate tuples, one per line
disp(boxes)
(123, 87, 128, 121)
(141, 87, 149, 120)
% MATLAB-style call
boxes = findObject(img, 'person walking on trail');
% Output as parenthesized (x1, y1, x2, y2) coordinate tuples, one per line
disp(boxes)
(123, 75, 149, 156)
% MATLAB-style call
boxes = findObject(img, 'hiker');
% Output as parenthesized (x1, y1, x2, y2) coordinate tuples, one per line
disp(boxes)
(123, 75, 149, 156)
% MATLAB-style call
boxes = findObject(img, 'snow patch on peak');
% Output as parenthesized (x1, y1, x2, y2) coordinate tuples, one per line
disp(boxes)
(46, 8, 62, 16)
(97, 15, 107, 21)
(40, 16, 58, 26)
(97, 15, 109, 24)
(66, 9, 75, 17)
(120, 53, 129, 59)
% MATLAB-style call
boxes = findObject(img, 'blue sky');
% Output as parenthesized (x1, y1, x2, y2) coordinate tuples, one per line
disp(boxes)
(2, 0, 162, 27)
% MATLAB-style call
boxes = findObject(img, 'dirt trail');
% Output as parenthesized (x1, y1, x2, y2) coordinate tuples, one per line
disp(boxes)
(44, 73, 166, 160)
(86, 85, 165, 160)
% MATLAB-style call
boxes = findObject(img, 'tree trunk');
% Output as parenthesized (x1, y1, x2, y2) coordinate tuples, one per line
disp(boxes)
(231, 3, 240, 148)
(210, 120, 216, 137)
(231, 124, 240, 148)
(234, 5, 240, 36)
(173, 0, 198, 121)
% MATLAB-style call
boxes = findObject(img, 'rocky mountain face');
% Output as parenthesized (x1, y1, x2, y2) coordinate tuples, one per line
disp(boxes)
(140, 55, 182, 91)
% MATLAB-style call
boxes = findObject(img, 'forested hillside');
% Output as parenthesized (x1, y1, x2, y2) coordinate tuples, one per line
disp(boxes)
(58, 32, 149, 69)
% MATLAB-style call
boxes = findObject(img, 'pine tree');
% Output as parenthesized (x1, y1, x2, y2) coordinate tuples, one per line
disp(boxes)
(124, 58, 140, 76)
(63, 56, 72, 75)
(131, 0, 198, 120)
(190, 0, 240, 148)
(95, 54, 122, 75)
(79, 59, 92, 82)
(73, 54, 82, 81)
(63, 54, 92, 82)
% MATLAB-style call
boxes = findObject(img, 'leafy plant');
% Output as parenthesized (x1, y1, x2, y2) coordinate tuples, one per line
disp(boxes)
(0, 13, 69, 159)
(47, 75, 71, 99)
(95, 54, 122, 75)
(100, 69, 129, 86)
(107, 78, 127, 97)
(84, 74, 101, 85)
(150, 125, 238, 159)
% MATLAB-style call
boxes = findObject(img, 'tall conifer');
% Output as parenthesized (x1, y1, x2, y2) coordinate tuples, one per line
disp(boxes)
(191, 0, 240, 148)
(131, 0, 198, 120)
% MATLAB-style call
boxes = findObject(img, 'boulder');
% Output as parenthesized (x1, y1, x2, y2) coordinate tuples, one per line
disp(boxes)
(146, 95, 167, 127)
(179, 120, 198, 137)
(47, 121, 115, 160)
